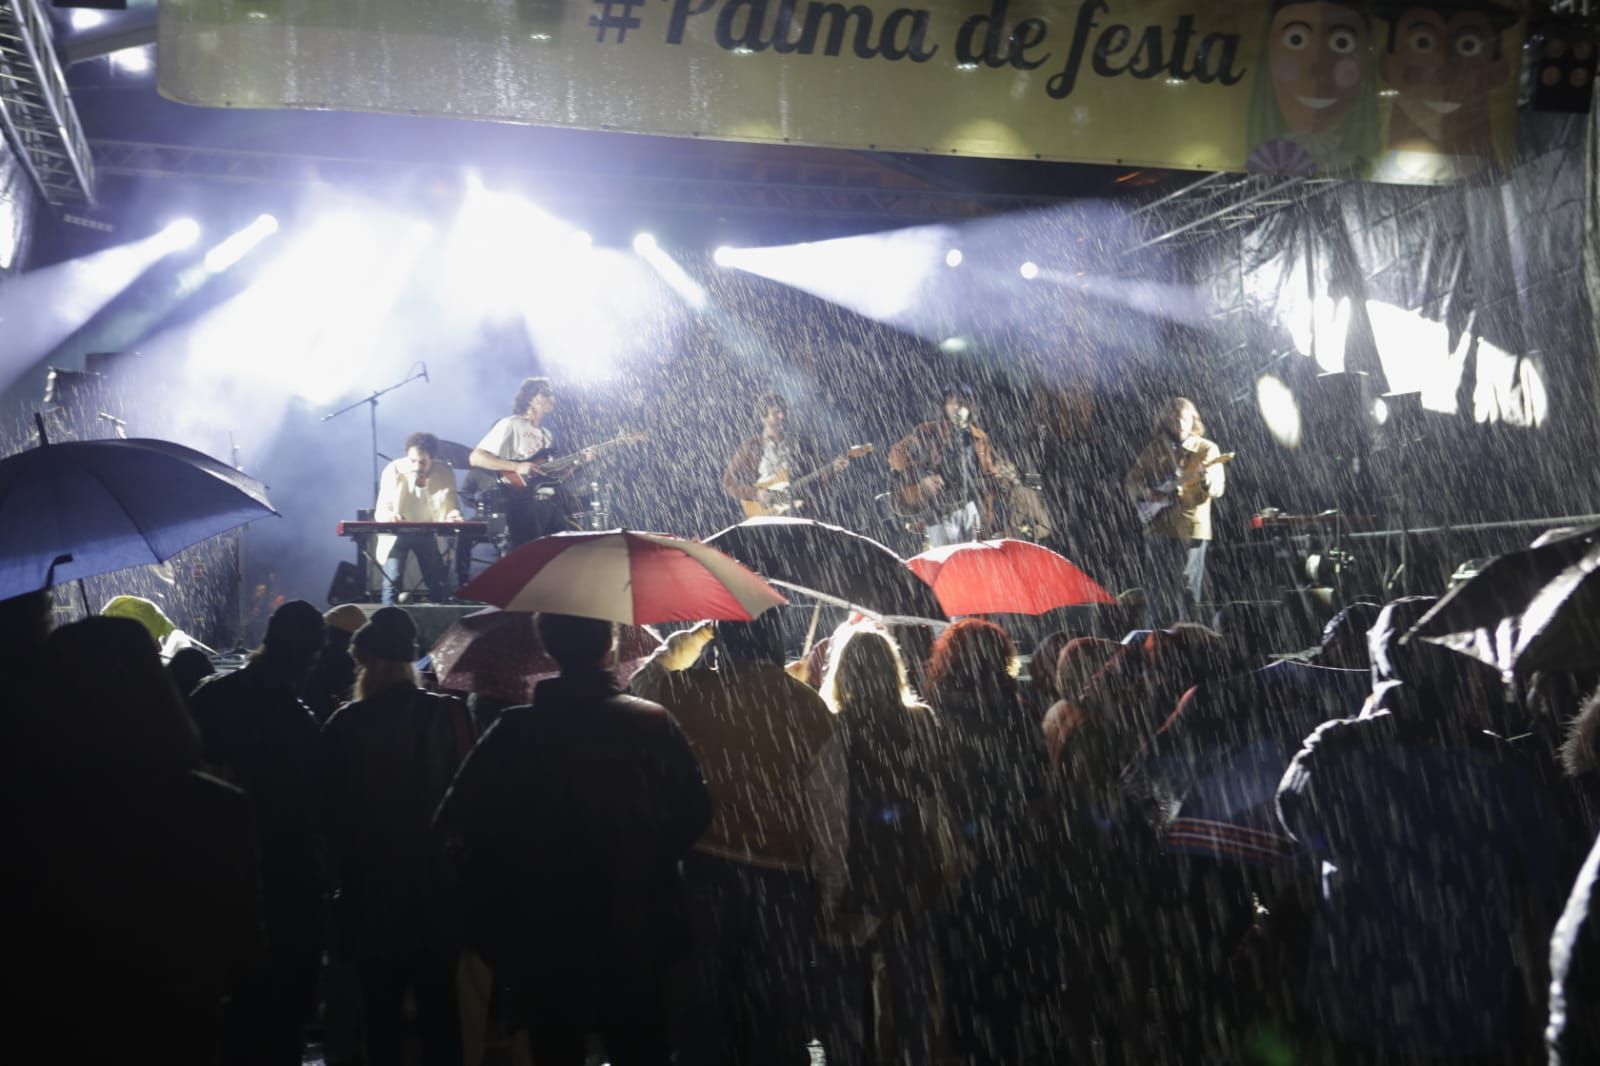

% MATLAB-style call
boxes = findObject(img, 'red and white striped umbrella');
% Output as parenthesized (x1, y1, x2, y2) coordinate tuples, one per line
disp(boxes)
(458, 529, 787, 625)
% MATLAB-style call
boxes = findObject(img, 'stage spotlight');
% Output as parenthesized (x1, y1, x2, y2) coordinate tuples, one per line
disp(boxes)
(1019, 261, 1039, 280)
(203, 214, 279, 274)
(71, 9, 106, 30)
(635, 234, 708, 310)
(111, 46, 153, 74)
(939, 337, 968, 353)
(1256, 373, 1303, 449)
(714, 245, 735, 267)
(1371, 397, 1389, 426)
(945, 249, 963, 268)
(158, 218, 201, 252)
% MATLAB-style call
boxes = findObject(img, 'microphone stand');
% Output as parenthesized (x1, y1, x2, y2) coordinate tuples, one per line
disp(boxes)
(321, 364, 428, 501)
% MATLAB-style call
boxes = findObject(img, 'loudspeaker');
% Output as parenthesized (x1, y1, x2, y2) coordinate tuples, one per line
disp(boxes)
(1528, 17, 1597, 113)
(327, 562, 366, 606)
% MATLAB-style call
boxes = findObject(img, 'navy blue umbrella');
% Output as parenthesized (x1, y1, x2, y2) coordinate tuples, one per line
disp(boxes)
(0, 430, 278, 600)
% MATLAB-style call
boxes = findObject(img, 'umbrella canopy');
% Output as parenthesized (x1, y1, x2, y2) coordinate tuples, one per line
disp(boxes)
(430, 607, 662, 702)
(457, 528, 786, 625)
(0, 435, 277, 601)
(908, 538, 1115, 617)
(704, 515, 946, 624)
(1406, 524, 1600, 676)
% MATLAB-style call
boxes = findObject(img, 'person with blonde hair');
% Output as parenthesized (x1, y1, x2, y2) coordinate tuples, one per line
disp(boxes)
(809, 623, 949, 1065)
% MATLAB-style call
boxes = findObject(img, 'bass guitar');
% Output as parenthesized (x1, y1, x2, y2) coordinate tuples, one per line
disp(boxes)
(498, 430, 649, 497)
(1136, 451, 1234, 526)
(743, 444, 873, 518)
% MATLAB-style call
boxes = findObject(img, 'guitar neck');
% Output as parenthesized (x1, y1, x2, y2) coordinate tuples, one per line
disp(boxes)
(538, 435, 634, 477)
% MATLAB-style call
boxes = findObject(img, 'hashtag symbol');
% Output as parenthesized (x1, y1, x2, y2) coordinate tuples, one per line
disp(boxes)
(588, 0, 643, 42)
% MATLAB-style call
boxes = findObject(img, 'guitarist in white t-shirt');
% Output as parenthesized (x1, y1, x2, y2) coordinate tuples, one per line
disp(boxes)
(470, 377, 595, 547)
(1123, 396, 1230, 626)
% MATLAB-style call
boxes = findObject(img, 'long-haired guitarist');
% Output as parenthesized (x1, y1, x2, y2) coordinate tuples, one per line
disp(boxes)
(470, 376, 594, 547)
(887, 382, 1020, 548)
(1123, 396, 1229, 626)
(722, 392, 854, 519)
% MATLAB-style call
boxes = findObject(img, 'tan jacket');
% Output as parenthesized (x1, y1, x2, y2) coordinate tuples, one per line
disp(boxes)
(633, 633, 835, 871)
(1123, 434, 1225, 541)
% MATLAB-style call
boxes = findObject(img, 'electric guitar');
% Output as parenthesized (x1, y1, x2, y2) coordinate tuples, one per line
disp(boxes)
(742, 444, 874, 518)
(498, 430, 649, 496)
(1136, 451, 1234, 526)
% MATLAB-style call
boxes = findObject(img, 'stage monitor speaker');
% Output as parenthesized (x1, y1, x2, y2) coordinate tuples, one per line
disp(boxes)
(327, 562, 366, 606)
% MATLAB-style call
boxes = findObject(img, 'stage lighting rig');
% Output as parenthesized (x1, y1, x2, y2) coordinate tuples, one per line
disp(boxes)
(1526, 7, 1598, 112)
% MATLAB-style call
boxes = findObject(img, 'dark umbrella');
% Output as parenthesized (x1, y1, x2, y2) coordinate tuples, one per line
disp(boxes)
(429, 607, 661, 702)
(704, 515, 946, 624)
(0, 427, 278, 601)
(1405, 523, 1600, 676)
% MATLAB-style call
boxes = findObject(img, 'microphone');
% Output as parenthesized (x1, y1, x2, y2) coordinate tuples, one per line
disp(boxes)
(97, 412, 126, 427)
(419, 362, 430, 384)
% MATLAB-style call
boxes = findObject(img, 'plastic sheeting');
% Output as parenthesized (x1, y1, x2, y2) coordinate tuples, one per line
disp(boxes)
(1163, 111, 1598, 531)
(0, 134, 34, 276)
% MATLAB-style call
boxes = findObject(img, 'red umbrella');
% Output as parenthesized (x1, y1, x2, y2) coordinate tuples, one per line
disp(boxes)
(429, 608, 663, 702)
(457, 529, 786, 625)
(907, 539, 1115, 616)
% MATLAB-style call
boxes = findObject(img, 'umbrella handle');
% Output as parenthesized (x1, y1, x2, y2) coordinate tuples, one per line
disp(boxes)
(801, 602, 824, 659)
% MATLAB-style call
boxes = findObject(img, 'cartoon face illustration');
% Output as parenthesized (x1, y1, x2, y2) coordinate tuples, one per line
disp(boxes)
(1268, 2, 1374, 132)
(1381, 8, 1511, 140)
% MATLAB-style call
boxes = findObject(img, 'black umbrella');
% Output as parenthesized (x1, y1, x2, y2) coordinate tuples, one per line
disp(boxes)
(704, 515, 946, 624)
(0, 428, 278, 601)
(1404, 523, 1600, 676)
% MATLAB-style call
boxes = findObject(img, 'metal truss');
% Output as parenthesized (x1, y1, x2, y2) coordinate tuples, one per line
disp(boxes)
(0, 0, 95, 204)
(89, 138, 1059, 225)
(1125, 170, 1337, 253)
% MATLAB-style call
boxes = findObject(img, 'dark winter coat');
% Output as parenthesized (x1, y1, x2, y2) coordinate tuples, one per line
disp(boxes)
(190, 660, 325, 927)
(1277, 710, 1566, 1058)
(320, 683, 476, 957)
(1, 616, 264, 1065)
(435, 669, 711, 979)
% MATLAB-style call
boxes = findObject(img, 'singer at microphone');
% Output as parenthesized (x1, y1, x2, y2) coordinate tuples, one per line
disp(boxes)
(887, 382, 1021, 549)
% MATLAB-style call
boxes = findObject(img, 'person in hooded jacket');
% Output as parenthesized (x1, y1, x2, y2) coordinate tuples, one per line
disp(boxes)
(1276, 597, 1569, 1063)
(438, 612, 711, 1066)
(0, 616, 264, 1065)
(631, 614, 835, 1066)
(320, 606, 476, 1066)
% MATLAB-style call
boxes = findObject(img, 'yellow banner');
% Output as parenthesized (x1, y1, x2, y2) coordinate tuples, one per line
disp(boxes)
(158, 0, 1526, 183)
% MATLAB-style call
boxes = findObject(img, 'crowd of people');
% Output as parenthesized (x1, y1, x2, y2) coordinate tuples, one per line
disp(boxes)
(3, 566, 1600, 1066)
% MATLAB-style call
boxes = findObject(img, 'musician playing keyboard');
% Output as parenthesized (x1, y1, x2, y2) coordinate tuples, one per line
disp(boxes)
(375, 431, 463, 605)
(469, 376, 594, 547)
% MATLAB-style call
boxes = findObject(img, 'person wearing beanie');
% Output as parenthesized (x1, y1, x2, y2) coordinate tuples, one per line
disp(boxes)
(188, 600, 327, 1066)
(304, 606, 367, 724)
(322, 605, 475, 1066)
